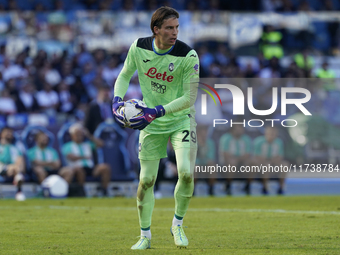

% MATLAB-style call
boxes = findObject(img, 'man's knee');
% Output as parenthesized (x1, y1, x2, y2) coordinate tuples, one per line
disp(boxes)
(179, 172, 193, 184)
(33, 166, 46, 176)
(139, 176, 156, 190)
(73, 167, 84, 174)
(99, 163, 111, 174)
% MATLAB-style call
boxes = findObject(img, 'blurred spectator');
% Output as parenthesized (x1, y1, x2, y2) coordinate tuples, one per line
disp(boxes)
(253, 126, 287, 195)
(27, 131, 74, 184)
(81, 61, 97, 98)
(84, 85, 112, 134)
(0, 44, 6, 65)
(15, 80, 40, 113)
(215, 44, 229, 66)
(61, 123, 111, 196)
(60, 60, 76, 86)
(315, 61, 336, 91)
(1, 57, 28, 82)
(43, 62, 62, 87)
(243, 62, 258, 78)
(102, 55, 121, 87)
(219, 125, 252, 195)
(57, 80, 76, 114)
(36, 82, 59, 114)
(0, 88, 17, 115)
(93, 49, 106, 67)
(258, 57, 282, 78)
(33, 50, 48, 70)
(198, 45, 214, 71)
(260, 25, 284, 60)
(195, 125, 216, 196)
(7, 0, 18, 11)
(262, 0, 283, 12)
(0, 127, 25, 201)
(284, 61, 304, 78)
(70, 76, 90, 105)
(276, 0, 295, 12)
(298, 0, 312, 11)
(294, 49, 314, 75)
(76, 43, 94, 68)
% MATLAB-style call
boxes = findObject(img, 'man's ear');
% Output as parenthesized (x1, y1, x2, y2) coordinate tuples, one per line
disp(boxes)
(154, 26, 159, 35)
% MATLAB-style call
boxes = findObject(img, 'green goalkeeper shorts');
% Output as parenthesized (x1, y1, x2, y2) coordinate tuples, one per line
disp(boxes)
(138, 117, 197, 160)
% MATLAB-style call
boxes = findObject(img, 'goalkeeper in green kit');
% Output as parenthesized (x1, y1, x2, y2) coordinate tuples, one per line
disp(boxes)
(112, 6, 199, 250)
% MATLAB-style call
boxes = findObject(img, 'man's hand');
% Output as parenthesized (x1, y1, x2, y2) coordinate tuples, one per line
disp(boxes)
(112, 96, 126, 128)
(129, 103, 165, 130)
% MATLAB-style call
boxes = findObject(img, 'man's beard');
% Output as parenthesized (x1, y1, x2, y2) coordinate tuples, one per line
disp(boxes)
(4, 137, 14, 144)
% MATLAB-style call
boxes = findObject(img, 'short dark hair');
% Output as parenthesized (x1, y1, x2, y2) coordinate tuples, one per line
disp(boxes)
(0, 126, 12, 136)
(34, 130, 46, 141)
(150, 6, 179, 36)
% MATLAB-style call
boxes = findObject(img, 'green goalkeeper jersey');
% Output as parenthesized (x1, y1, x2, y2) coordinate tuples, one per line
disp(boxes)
(114, 37, 199, 134)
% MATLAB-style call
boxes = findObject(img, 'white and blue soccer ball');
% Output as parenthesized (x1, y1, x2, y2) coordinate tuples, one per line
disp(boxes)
(119, 99, 147, 126)
(41, 175, 68, 198)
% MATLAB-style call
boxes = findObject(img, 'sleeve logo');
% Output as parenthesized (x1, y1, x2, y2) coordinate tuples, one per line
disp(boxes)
(193, 64, 199, 72)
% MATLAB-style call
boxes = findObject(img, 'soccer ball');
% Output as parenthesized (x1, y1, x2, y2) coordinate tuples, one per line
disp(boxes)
(41, 175, 68, 198)
(119, 99, 147, 127)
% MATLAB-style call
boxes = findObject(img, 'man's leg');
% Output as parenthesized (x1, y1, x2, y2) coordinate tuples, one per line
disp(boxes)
(58, 167, 74, 184)
(169, 121, 197, 247)
(130, 159, 159, 250)
(6, 164, 25, 200)
(173, 147, 196, 222)
(132, 130, 168, 250)
(33, 166, 47, 184)
(93, 163, 111, 195)
(73, 167, 86, 185)
(137, 160, 159, 233)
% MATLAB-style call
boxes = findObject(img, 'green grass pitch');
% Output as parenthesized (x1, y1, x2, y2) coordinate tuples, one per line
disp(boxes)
(1, 196, 340, 254)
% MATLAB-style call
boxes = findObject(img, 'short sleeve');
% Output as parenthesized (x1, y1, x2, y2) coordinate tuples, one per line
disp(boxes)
(62, 143, 70, 156)
(27, 148, 35, 162)
(51, 148, 60, 161)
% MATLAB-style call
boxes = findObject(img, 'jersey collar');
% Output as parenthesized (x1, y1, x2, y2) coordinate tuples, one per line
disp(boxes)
(152, 38, 175, 56)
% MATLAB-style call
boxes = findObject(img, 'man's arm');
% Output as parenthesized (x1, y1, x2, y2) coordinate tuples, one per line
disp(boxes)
(32, 160, 61, 169)
(163, 49, 199, 114)
(114, 40, 138, 99)
(83, 128, 104, 148)
(14, 156, 25, 173)
(66, 154, 89, 161)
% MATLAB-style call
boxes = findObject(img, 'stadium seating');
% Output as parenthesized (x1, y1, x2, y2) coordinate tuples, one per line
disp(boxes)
(94, 122, 133, 181)
(57, 122, 133, 182)
(20, 125, 55, 182)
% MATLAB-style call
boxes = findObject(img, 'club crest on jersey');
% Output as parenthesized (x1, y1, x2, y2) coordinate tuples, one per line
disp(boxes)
(193, 64, 199, 72)
(169, 63, 174, 72)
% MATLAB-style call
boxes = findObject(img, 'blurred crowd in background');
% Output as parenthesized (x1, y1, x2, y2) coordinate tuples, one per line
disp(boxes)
(0, 0, 339, 12)
(1, 1, 340, 197)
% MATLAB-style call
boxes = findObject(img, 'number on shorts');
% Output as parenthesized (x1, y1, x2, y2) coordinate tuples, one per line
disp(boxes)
(182, 130, 189, 142)
(191, 131, 196, 143)
(182, 130, 196, 143)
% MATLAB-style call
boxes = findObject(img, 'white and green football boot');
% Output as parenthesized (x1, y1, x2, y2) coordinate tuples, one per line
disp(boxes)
(170, 225, 188, 248)
(131, 236, 151, 250)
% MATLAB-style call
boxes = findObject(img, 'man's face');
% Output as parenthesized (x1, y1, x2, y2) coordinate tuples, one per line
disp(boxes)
(265, 127, 277, 143)
(154, 17, 179, 48)
(1, 128, 13, 143)
(232, 125, 244, 137)
(71, 128, 84, 143)
(36, 133, 49, 147)
(98, 88, 111, 102)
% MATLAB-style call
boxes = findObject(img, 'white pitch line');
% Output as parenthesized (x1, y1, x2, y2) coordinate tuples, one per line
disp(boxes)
(1, 205, 340, 215)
